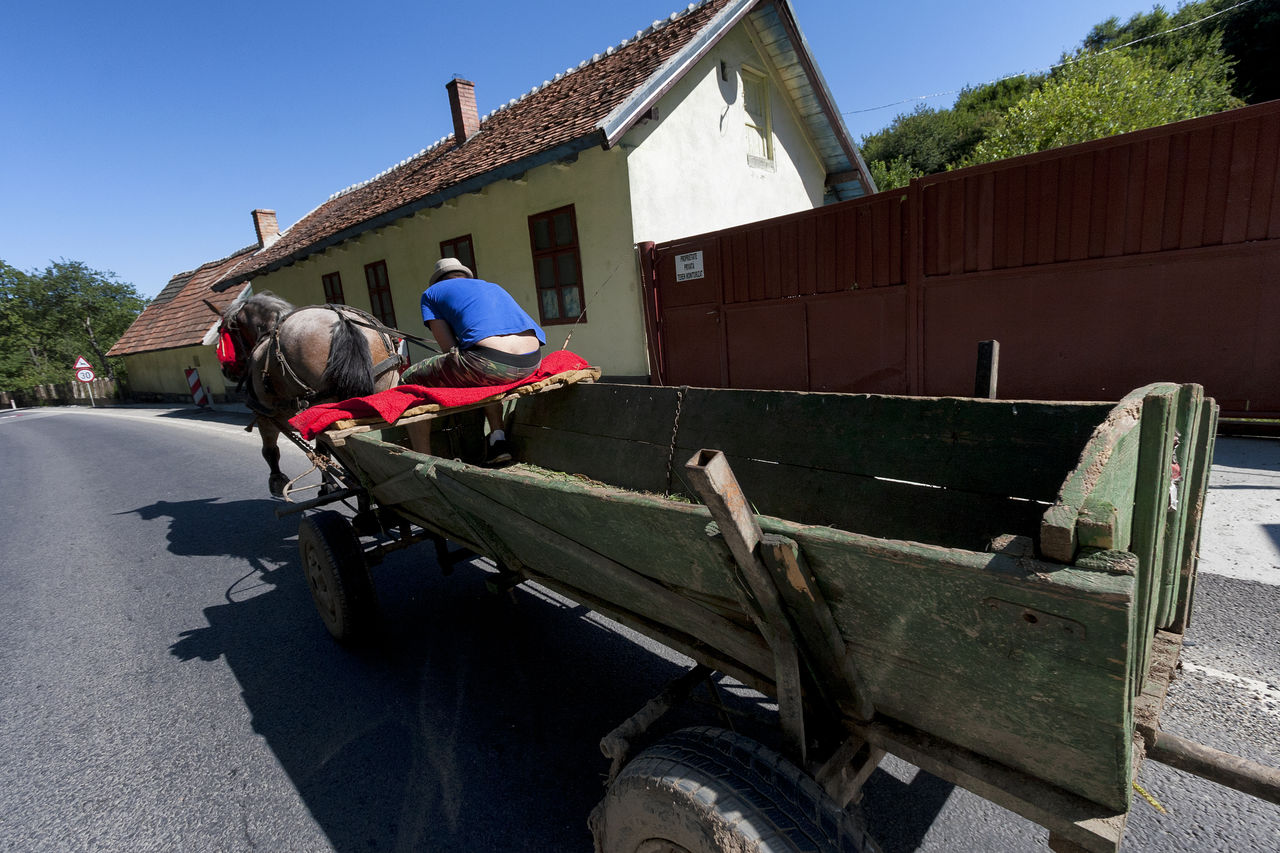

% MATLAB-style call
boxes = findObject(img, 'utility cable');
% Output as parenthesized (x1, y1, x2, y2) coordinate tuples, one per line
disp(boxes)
(842, 0, 1257, 118)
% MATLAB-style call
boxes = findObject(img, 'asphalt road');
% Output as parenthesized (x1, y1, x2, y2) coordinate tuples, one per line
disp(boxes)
(0, 404, 1276, 852)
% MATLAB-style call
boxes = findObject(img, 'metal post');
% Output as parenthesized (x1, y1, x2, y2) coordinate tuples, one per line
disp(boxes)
(975, 339, 999, 399)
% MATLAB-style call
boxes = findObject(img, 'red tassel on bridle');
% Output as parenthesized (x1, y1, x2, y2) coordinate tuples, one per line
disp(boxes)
(217, 323, 247, 382)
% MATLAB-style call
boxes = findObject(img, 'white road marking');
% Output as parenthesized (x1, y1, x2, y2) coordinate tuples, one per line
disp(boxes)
(43, 406, 252, 439)
(1180, 659, 1280, 716)
(1197, 442, 1280, 586)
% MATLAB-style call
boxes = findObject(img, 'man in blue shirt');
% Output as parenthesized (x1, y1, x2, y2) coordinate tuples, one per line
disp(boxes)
(402, 258, 545, 464)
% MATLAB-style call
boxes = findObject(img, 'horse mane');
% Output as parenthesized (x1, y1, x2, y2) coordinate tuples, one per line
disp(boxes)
(226, 291, 294, 339)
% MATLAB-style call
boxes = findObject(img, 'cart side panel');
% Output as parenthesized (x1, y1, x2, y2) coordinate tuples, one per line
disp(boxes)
(681, 449, 1048, 551)
(512, 384, 1106, 550)
(1039, 383, 1215, 698)
(426, 462, 1137, 813)
(511, 422, 1048, 549)
(1129, 389, 1179, 695)
(1171, 400, 1219, 632)
(793, 526, 1136, 813)
(437, 464, 742, 601)
(1040, 383, 1174, 562)
(1155, 384, 1206, 627)
(1074, 422, 1141, 553)
(674, 388, 1112, 501)
(337, 438, 488, 547)
(512, 384, 1112, 501)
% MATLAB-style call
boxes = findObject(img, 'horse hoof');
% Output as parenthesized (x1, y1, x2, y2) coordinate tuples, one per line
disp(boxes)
(269, 476, 288, 497)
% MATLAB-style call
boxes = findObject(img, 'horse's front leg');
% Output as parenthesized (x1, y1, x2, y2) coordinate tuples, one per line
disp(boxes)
(256, 417, 289, 497)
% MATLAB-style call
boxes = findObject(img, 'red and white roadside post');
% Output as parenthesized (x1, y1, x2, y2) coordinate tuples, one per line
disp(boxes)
(185, 366, 211, 409)
(73, 356, 96, 408)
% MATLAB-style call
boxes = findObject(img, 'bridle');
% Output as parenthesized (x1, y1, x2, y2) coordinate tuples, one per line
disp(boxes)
(217, 312, 254, 385)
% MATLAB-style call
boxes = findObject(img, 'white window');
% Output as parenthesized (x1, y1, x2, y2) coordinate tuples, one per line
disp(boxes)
(742, 67, 772, 165)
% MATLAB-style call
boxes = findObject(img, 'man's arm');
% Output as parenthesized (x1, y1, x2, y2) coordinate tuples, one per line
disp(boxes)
(427, 318, 458, 352)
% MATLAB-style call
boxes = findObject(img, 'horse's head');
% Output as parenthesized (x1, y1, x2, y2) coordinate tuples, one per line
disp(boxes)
(229, 292, 293, 347)
(218, 292, 294, 382)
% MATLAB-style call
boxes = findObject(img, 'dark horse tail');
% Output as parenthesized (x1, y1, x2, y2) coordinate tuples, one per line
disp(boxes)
(321, 311, 376, 400)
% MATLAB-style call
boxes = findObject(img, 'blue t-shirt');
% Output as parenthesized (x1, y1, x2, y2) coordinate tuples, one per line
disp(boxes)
(421, 278, 546, 350)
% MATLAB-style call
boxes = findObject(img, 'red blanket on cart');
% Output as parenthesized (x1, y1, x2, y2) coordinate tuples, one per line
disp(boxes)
(289, 349, 593, 440)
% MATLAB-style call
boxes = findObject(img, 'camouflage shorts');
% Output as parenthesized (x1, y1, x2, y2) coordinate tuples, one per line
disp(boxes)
(402, 345, 541, 387)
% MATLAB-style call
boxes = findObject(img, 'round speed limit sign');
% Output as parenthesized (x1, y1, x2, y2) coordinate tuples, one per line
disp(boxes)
(76, 368, 95, 382)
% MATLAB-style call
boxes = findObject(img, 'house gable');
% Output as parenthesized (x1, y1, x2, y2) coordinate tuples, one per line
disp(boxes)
(212, 0, 868, 293)
(620, 23, 833, 245)
(107, 247, 254, 358)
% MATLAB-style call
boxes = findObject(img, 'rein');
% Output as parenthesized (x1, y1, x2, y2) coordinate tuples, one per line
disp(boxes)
(317, 304, 418, 374)
(336, 310, 441, 357)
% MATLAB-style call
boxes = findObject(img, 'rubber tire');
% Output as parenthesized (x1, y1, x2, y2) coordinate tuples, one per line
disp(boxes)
(590, 726, 879, 853)
(297, 510, 376, 643)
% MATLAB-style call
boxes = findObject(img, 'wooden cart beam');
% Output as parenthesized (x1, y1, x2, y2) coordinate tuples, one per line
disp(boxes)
(849, 716, 1127, 853)
(599, 664, 714, 784)
(684, 448, 809, 766)
(1145, 729, 1280, 805)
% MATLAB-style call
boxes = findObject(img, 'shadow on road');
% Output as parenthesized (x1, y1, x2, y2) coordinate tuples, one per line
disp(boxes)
(1211, 436, 1280, 472)
(128, 496, 954, 851)
(124, 497, 293, 575)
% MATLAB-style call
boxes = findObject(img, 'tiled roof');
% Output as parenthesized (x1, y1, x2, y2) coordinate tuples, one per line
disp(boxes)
(107, 248, 255, 357)
(215, 0, 746, 288)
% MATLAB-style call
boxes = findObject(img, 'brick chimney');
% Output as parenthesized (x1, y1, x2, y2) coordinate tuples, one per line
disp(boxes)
(251, 209, 280, 248)
(446, 77, 480, 144)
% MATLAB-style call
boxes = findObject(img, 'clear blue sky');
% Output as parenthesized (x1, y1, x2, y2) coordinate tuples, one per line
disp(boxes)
(1, 0, 1156, 299)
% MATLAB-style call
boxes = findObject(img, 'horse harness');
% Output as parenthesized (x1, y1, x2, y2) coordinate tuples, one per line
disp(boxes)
(222, 303, 403, 404)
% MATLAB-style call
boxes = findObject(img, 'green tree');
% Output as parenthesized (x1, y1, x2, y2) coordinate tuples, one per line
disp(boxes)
(856, 0, 1267, 184)
(1085, 0, 1280, 104)
(860, 105, 973, 181)
(1220, 0, 1280, 102)
(0, 260, 147, 389)
(859, 76, 1041, 188)
(965, 44, 1239, 165)
(868, 156, 925, 192)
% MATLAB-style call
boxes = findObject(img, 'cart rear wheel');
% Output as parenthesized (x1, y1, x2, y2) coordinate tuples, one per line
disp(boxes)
(297, 511, 376, 643)
(590, 726, 878, 853)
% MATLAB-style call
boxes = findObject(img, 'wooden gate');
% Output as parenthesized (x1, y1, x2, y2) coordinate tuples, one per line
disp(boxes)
(641, 100, 1280, 417)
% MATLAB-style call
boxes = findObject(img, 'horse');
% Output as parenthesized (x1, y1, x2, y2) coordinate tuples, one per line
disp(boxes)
(217, 291, 402, 496)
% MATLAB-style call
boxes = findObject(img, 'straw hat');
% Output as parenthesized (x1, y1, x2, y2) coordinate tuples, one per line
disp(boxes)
(429, 257, 474, 285)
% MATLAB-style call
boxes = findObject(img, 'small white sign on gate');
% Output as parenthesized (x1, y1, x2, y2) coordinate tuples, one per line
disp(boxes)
(675, 251, 705, 282)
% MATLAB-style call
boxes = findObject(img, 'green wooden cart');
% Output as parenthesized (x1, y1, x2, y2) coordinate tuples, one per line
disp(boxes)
(284, 379, 1279, 852)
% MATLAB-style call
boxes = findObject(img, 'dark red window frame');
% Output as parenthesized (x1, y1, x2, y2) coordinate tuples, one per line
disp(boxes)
(440, 234, 476, 278)
(321, 271, 345, 304)
(364, 260, 397, 327)
(527, 204, 585, 326)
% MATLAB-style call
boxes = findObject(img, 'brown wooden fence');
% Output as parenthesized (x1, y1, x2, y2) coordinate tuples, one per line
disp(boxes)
(640, 100, 1280, 417)
(1, 378, 120, 408)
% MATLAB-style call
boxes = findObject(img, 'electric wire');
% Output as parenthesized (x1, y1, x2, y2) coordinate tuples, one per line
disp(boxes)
(842, 0, 1257, 118)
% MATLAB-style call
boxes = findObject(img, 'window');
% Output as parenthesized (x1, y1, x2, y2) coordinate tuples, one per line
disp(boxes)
(528, 205, 585, 326)
(321, 271, 345, 304)
(364, 260, 397, 327)
(440, 235, 476, 277)
(742, 67, 773, 165)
